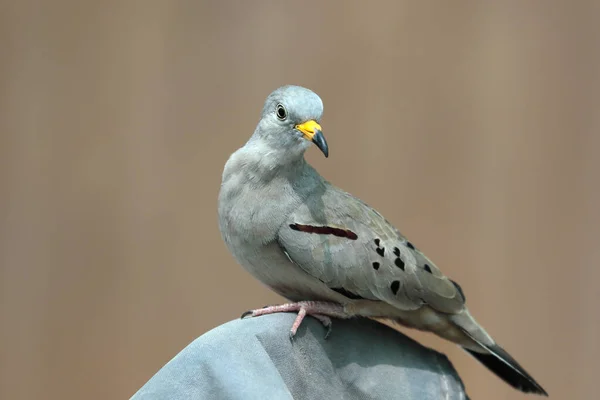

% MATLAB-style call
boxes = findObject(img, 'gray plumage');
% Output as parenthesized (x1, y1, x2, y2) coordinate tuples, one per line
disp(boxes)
(218, 85, 547, 396)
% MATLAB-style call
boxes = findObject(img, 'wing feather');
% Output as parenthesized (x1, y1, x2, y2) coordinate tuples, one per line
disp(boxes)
(277, 186, 465, 313)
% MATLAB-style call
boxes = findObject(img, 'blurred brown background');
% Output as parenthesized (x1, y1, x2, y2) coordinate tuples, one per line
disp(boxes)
(0, 1, 598, 399)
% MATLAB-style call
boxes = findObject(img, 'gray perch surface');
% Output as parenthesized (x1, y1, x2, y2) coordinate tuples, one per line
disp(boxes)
(131, 314, 469, 400)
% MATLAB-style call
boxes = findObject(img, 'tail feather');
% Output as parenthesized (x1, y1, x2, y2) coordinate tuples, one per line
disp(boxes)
(461, 330, 548, 396)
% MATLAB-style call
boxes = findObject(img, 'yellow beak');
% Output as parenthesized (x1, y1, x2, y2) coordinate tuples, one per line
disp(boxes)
(295, 120, 322, 141)
(295, 120, 329, 157)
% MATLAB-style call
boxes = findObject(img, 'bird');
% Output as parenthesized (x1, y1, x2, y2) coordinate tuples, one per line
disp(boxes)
(218, 85, 548, 396)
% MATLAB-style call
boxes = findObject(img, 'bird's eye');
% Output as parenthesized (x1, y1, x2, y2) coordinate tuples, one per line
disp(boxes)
(276, 104, 287, 120)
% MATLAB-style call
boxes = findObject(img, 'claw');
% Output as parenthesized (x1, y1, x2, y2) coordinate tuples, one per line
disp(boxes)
(242, 305, 271, 319)
(323, 322, 333, 340)
(311, 314, 333, 339)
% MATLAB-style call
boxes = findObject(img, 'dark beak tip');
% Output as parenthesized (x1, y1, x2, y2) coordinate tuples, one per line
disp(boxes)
(312, 129, 329, 158)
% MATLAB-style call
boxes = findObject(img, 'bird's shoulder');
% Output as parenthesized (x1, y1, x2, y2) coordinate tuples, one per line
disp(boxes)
(292, 182, 403, 242)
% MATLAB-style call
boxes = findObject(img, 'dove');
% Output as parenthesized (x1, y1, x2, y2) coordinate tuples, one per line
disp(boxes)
(218, 85, 547, 396)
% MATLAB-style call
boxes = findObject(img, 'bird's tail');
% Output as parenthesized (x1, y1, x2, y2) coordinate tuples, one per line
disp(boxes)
(460, 326, 548, 396)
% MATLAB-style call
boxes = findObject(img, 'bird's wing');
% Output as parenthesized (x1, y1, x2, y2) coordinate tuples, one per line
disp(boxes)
(277, 184, 465, 313)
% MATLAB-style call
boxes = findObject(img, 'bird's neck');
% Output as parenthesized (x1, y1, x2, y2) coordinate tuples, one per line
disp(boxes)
(242, 140, 309, 180)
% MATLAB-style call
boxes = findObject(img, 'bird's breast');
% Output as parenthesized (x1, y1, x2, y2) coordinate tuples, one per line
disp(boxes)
(218, 170, 297, 248)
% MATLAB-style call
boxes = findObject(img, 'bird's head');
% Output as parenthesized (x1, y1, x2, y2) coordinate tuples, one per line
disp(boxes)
(252, 85, 328, 162)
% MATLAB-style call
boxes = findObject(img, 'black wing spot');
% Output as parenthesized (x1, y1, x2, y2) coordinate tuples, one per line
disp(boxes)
(423, 264, 432, 274)
(451, 279, 466, 301)
(289, 224, 358, 240)
(375, 247, 385, 257)
(372, 262, 380, 270)
(406, 241, 415, 250)
(390, 280, 400, 295)
(393, 247, 400, 256)
(374, 238, 380, 246)
(331, 287, 364, 300)
(394, 258, 405, 271)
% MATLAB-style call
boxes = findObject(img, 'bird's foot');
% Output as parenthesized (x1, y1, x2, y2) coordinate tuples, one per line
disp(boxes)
(241, 301, 347, 339)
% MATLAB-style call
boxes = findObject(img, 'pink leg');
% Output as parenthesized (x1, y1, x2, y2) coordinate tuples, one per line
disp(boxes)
(241, 301, 347, 338)
(290, 307, 307, 336)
